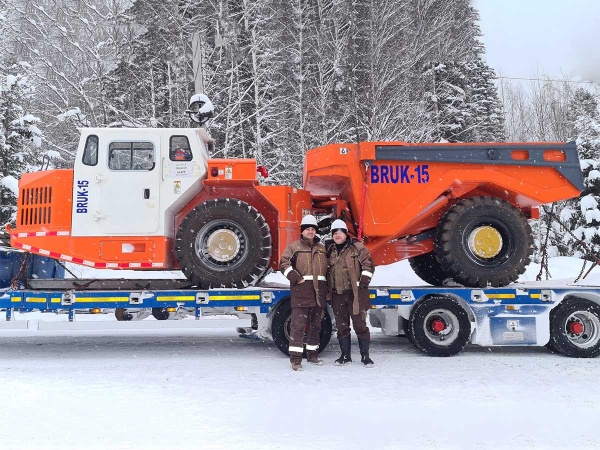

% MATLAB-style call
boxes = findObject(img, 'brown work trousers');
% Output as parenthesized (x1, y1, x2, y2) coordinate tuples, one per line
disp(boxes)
(289, 305, 324, 364)
(331, 292, 370, 341)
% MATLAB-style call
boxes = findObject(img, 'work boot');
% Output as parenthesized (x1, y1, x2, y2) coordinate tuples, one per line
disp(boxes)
(358, 338, 374, 367)
(335, 336, 352, 366)
(291, 361, 303, 371)
(306, 351, 324, 366)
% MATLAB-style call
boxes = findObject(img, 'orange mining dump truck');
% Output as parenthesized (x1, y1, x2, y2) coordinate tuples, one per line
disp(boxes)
(7, 127, 583, 288)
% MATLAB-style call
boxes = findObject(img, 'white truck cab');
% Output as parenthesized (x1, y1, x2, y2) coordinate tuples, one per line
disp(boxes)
(71, 128, 211, 238)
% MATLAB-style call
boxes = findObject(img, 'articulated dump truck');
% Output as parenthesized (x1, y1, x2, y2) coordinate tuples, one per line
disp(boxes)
(6, 127, 583, 289)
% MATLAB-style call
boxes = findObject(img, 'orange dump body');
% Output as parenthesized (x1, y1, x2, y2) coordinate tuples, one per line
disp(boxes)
(304, 141, 583, 265)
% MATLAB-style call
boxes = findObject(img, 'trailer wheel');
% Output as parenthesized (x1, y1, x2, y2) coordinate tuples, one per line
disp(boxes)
(151, 307, 172, 321)
(435, 196, 532, 287)
(549, 298, 600, 358)
(175, 199, 272, 288)
(409, 252, 450, 286)
(410, 297, 471, 356)
(115, 308, 133, 321)
(271, 298, 333, 356)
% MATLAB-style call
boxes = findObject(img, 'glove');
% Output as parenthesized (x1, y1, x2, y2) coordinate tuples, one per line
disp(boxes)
(287, 270, 303, 285)
(358, 274, 370, 289)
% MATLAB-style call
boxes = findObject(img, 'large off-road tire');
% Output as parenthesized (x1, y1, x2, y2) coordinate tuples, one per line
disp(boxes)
(435, 196, 532, 287)
(271, 298, 333, 356)
(409, 296, 471, 356)
(409, 252, 450, 286)
(175, 199, 272, 288)
(548, 298, 600, 358)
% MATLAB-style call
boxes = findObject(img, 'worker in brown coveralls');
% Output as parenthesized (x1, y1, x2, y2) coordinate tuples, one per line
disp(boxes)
(327, 219, 375, 367)
(279, 214, 328, 371)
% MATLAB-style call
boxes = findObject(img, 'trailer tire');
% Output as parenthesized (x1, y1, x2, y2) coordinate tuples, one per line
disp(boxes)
(435, 196, 532, 287)
(549, 298, 600, 358)
(115, 308, 133, 321)
(410, 297, 471, 356)
(175, 199, 272, 288)
(151, 307, 172, 321)
(409, 252, 450, 286)
(271, 298, 333, 356)
(402, 317, 415, 345)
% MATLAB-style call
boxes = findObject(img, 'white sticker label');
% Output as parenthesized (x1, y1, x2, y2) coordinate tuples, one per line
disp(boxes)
(225, 166, 233, 179)
(170, 162, 192, 178)
(503, 332, 524, 341)
(340, 147, 349, 154)
(174, 180, 181, 194)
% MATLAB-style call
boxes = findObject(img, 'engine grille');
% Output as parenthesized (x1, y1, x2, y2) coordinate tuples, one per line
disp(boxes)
(20, 186, 53, 226)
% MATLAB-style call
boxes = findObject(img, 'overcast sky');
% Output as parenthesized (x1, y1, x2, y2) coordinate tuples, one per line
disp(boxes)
(474, 0, 600, 82)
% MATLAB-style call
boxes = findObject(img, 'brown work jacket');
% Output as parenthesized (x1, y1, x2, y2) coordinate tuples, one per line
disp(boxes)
(280, 236, 328, 308)
(327, 239, 375, 315)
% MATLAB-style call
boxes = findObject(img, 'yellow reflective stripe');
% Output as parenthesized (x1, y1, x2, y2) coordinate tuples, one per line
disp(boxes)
(51, 298, 61, 303)
(486, 294, 516, 299)
(390, 294, 401, 299)
(530, 294, 541, 298)
(209, 295, 261, 301)
(25, 297, 46, 303)
(11, 297, 20, 303)
(370, 294, 376, 299)
(157, 296, 195, 302)
(76, 297, 129, 303)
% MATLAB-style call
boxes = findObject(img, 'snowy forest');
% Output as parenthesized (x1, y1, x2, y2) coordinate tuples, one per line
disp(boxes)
(0, 0, 599, 265)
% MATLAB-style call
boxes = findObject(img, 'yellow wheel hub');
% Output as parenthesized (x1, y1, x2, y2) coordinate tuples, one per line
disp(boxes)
(467, 226, 503, 259)
(206, 229, 241, 262)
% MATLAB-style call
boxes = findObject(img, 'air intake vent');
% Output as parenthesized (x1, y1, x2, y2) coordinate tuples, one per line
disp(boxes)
(20, 186, 53, 226)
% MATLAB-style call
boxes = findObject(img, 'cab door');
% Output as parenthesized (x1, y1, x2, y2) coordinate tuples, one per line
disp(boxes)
(97, 135, 161, 234)
(71, 130, 162, 238)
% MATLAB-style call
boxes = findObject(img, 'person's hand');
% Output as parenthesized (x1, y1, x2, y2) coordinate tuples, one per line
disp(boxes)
(359, 275, 370, 289)
(288, 270, 303, 285)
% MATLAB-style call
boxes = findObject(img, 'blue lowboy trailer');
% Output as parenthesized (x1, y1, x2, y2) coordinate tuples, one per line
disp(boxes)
(1, 251, 599, 359)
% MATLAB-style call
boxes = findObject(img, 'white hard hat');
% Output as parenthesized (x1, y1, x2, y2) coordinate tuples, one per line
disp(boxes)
(301, 214, 318, 231)
(330, 219, 348, 233)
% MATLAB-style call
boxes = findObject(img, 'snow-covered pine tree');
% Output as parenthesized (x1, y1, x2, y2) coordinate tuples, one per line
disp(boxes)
(107, 0, 198, 128)
(422, 7, 504, 143)
(464, 50, 505, 142)
(4, 0, 129, 159)
(423, 61, 469, 141)
(0, 63, 43, 226)
(556, 88, 600, 258)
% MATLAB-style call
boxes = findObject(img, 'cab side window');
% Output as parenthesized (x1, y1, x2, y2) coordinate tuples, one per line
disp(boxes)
(82, 135, 99, 166)
(170, 136, 192, 161)
(108, 142, 155, 171)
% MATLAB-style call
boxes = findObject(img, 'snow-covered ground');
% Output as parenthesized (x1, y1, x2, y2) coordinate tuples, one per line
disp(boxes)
(1, 257, 600, 450)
